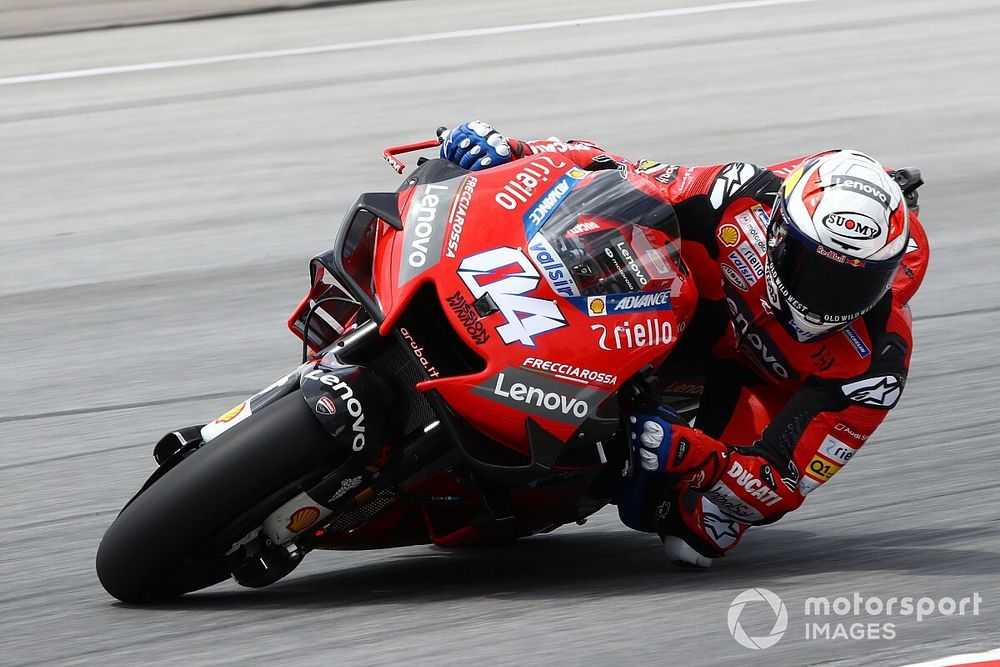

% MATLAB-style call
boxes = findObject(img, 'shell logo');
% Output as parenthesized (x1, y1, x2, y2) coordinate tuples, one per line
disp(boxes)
(286, 506, 321, 533)
(718, 224, 740, 248)
(215, 401, 246, 424)
(588, 296, 606, 316)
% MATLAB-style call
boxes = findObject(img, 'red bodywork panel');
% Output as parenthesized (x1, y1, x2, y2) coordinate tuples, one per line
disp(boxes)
(365, 154, 699, 456)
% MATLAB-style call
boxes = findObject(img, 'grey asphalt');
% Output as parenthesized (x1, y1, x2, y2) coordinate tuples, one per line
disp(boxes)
(0, 0, 357, 39)
(1, 0, 998, 664)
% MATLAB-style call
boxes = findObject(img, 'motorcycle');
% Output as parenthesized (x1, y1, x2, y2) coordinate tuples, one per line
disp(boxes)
(96, 138, 700, 603)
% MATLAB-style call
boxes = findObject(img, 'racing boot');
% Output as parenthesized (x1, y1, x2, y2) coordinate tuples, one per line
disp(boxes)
(654, 488, 750, 568)
(663, 536, 714, 569)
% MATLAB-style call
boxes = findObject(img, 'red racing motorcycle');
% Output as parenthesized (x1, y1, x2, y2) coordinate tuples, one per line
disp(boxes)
(96, 140, 699, 603)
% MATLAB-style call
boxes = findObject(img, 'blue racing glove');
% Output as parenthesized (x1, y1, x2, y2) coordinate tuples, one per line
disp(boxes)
(439, 120, 514, 171)
(629, 405, 687, 473)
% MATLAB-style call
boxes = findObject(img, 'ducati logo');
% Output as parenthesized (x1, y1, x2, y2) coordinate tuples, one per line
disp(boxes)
(315, 395, 337, 416)
(303, 370, 367, 451)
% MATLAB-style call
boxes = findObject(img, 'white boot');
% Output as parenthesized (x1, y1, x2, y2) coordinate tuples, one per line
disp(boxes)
(663, 535, 713, 568)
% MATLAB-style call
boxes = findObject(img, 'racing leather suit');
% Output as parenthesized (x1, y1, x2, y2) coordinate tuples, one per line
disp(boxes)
(503, 135, 930, 556)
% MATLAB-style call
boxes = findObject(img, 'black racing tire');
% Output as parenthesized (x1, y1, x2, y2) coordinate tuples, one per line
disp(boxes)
(96, 391, 339, 603)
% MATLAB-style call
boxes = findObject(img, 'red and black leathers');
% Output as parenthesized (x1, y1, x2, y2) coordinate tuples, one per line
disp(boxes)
(512, 136, 930, 556)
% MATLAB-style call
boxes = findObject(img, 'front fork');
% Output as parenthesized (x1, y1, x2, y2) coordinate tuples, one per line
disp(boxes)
(227, 419, 451, 589)
(259, 418, 451, 546)
(216, 323, 454, 586)
(148, 319, 428, 588)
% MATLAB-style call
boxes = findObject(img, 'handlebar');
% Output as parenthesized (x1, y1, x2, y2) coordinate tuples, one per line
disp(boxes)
(382, 127, 448, 174)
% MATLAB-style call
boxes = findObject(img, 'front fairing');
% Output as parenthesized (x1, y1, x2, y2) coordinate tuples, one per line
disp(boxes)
(373, 157, 698, 453)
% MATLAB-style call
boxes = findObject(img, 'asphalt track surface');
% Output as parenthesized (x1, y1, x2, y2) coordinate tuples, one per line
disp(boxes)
(2, 0, 999, 664)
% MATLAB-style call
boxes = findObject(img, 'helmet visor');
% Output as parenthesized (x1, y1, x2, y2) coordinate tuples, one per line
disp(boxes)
(768, 201, 900, 322)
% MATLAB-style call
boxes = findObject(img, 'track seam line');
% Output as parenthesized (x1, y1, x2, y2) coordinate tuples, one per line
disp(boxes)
(1, 0, 386, 41)
(914, 306, 1000, 322)
(0, 390, 252, 425)
(0, 0, 824, 86)
(0, 442, 158, 471)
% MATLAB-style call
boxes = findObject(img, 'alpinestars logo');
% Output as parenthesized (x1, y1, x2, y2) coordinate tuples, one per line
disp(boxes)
(710, 163, 758, 209)
(458, 247, 567, 347)
(702, 511, 742, 549)
(841, 374, 903, 409)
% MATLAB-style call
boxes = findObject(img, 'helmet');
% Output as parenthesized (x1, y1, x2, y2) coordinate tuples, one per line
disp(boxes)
(765, 150, 909, 341)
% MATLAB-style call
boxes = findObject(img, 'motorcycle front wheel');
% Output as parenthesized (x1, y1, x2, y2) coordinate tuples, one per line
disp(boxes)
(96, 391, 338, 603)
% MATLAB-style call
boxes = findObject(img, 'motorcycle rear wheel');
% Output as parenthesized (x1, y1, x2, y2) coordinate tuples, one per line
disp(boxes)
(96, 391, 338, 603)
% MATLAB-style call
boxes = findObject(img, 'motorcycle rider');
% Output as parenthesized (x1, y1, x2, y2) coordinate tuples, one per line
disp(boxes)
(438, 121, 929, 566)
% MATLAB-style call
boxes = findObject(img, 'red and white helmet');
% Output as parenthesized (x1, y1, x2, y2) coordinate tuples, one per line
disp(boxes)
(765, 150, 909, 340)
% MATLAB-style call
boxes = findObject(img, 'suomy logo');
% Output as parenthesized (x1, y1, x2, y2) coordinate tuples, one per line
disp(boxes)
(822, 212, 880, 240)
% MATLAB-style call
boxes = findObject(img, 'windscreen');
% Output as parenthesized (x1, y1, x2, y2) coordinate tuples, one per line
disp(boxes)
(533, 170, 683, 296)
(340, 209, 380, 304)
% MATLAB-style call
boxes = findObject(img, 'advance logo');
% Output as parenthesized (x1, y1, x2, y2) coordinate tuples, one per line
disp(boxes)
(522, 167, 587, 239)
(570, 290, 672, 317)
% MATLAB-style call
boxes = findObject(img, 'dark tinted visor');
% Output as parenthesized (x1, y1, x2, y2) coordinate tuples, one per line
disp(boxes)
(769, 201, 900, 320)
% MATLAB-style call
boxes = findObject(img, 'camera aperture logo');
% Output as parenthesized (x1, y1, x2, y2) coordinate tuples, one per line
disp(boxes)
(727, 588, 788, 650)
(727, 590, 983, 648)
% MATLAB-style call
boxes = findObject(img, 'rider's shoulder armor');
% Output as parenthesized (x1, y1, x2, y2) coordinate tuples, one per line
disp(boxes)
(705, 162, 773, 211)
(893, 211, 929, 305)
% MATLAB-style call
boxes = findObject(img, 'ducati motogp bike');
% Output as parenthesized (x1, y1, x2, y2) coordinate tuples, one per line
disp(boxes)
(96, 138, 700, 602)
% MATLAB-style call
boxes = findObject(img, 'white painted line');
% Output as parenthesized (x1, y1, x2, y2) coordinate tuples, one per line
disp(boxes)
(0, 0, 822, 86)
(899, 648, 1000, 667)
